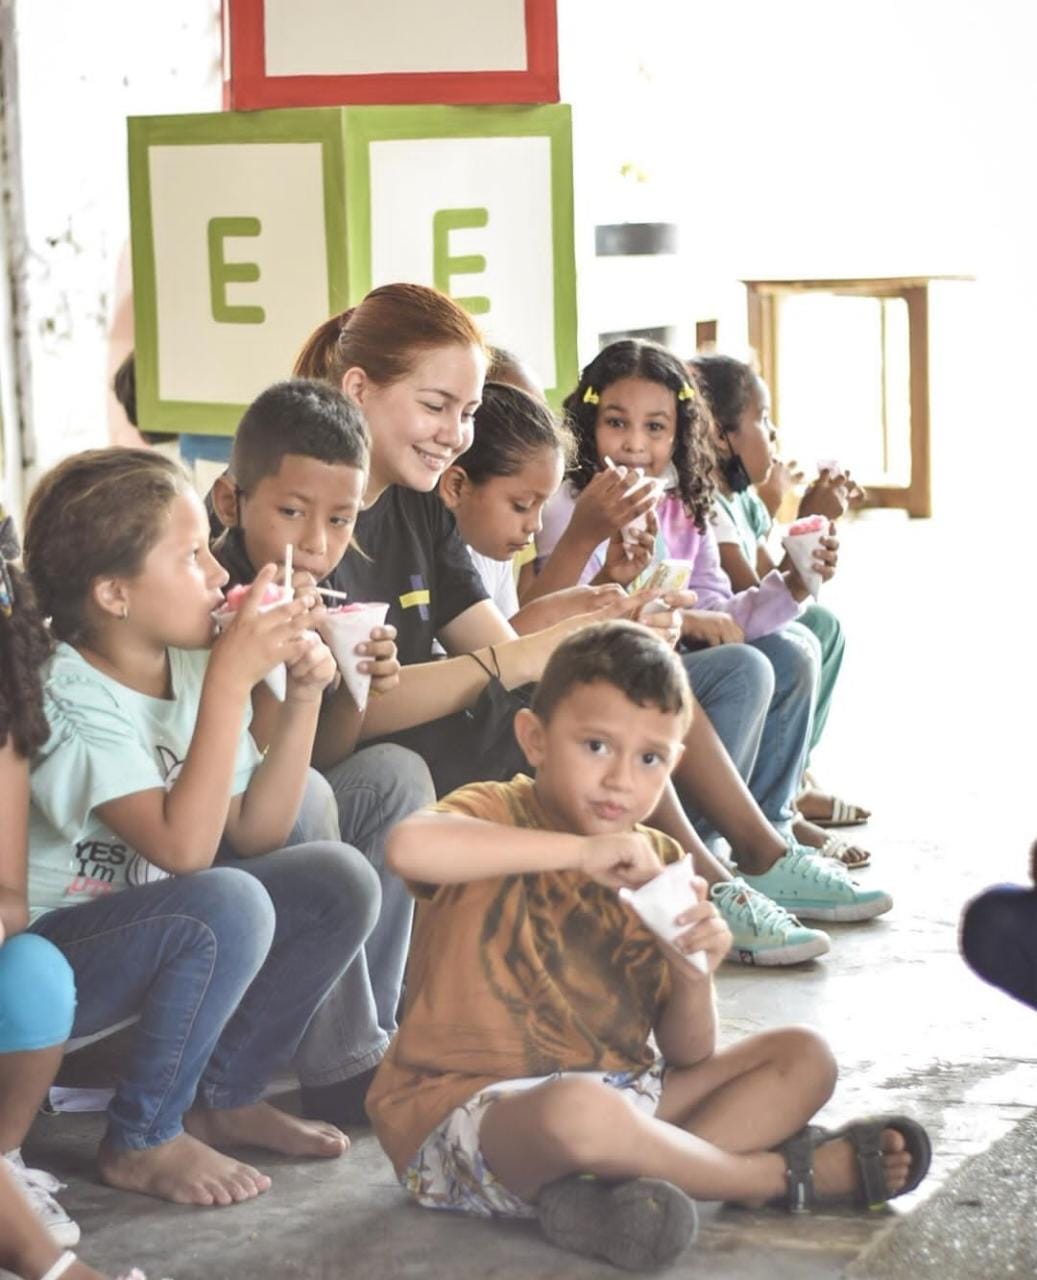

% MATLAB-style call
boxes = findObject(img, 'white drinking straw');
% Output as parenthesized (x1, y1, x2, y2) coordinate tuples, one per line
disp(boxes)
(316, 586, 350, 600)
(283, 543, 293, 602)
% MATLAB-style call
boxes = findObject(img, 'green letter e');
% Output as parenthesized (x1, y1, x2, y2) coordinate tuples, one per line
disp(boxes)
(433, 208, 490, 316)
(208, 217, 265, 324)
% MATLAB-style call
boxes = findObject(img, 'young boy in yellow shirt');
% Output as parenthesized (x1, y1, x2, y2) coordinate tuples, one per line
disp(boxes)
(369, 621, 931, 1270)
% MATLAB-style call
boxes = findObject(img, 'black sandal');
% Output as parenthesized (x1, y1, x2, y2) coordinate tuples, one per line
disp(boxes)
(776, 1114, 932, 1213)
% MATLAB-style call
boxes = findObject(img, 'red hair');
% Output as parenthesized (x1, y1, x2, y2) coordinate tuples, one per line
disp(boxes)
(293, 283, 486, 389)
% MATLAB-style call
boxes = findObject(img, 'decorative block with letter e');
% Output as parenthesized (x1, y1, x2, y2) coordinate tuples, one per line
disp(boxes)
(223, 0, 558, 109)
(129, 104, 576, 434)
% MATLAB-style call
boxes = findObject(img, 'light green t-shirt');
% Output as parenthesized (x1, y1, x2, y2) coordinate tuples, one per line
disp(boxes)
(711, 489, 773, 565)
(28, 643, 261, 923)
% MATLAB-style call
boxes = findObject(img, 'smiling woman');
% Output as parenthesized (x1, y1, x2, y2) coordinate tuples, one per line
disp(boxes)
(283, 285, 604, 797)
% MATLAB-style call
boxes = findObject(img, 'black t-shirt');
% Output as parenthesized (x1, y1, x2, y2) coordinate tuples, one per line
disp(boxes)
(327, 486, 488, 664)
(212, 485, 488, 661)
(211, 487, 505, 793)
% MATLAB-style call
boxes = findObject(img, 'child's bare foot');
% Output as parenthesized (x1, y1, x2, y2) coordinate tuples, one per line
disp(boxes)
(98, 1132, 271, 1207)
(812, 1126, 912, 1200)
(185, 1101, 349, 1159)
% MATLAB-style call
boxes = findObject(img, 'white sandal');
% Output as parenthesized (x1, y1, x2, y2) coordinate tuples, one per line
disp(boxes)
(39, 1254, 78, 1280)
(817, 833, 871, 869)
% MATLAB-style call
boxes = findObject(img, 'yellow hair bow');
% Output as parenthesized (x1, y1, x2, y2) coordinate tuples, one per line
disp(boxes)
(582, 386, 600, 405)
(678, 383, 695, 401)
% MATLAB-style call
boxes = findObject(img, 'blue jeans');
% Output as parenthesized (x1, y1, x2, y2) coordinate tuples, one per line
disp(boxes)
(682, 626, 818, 843)
(748, 624, 819, 837)
(0, 934, 76, 1053)
(680, 643, 773, 849)
(30, 842, 379, 1150)
(961, 886, 1037, 1012)
(291, 748, 434, 1086)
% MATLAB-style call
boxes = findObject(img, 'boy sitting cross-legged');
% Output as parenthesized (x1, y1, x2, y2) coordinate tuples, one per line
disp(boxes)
(368, 621, 931, 1271)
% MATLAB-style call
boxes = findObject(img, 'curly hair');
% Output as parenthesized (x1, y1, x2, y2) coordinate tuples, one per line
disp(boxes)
(0, 564, 51, 758)
(561, 339, 717, 532)
(23, 448, 190, 646)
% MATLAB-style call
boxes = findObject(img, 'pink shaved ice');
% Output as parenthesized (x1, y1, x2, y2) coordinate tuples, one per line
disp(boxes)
(223, 582, 285, 610)
(788, 515, 828, 536)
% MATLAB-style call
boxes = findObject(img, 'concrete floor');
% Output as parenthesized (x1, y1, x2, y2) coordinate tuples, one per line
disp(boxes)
(23, 510, 1037, 1278)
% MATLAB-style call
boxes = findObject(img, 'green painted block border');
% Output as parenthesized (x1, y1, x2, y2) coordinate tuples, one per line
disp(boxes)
(343, 104, 578, 409)
(128, 109, 350, 436)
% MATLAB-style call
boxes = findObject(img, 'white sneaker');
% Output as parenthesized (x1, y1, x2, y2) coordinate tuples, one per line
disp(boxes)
(3, 1149, 81, 1247)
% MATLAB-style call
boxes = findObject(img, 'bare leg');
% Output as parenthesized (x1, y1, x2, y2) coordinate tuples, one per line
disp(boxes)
(0, 1044, 64, 1152)
(0, 1160, 107, 1280)
(656, 1027, 837, 1151)
(672, 707, 788, 875)
(184, 1101, 348, 1158)
(649, 783, 733, 887)
(479, 1048, 912, 1207)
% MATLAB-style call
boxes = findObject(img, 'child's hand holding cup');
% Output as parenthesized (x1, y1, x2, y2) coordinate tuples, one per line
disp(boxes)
(620, 861, 730, 976)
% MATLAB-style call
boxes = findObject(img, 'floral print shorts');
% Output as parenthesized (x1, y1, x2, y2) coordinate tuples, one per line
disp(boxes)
(401, 1059, 666, 1219)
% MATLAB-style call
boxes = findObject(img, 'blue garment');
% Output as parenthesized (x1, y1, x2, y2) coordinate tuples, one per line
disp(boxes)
(961, 885, 1037, 1012)
(747, 622, 820, 836)
(679, 622, 818, 844)
(277, 750, 435, 1087)
(178, 434, 232, 466)
(0, 933, 75, 1052)
(29, 841, 380, 1150)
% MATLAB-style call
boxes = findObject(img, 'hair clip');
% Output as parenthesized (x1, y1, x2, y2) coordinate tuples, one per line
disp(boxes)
(678, 383, 696, 401)
(582, 386, 600, 405)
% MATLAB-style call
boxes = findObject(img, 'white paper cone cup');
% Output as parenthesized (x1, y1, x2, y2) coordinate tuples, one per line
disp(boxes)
(320, 603, 390, 712)
(618, 859, 708, 974)
(781, 529, 826, 599)
(212, 605, 289, 699)
(263, 665, 287, 701)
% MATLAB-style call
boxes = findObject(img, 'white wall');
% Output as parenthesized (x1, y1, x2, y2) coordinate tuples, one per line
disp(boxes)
(559, 0, 1037, 510)
(5, 0, 1035, 515)
(6, 0, 221, 498)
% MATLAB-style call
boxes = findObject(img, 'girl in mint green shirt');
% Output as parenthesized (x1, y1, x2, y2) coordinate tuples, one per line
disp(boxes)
(21, 447, 380, 1212)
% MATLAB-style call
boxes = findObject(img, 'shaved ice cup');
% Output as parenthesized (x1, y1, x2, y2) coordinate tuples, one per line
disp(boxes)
(618, 859, 709, 974)
(604, 457, 664, 560)
(319, 602, 390, 712)
(781, 515, 828, 600)
(212, 582, 290, 700)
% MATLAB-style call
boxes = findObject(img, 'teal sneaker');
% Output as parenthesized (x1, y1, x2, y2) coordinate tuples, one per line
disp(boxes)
(711, 878, 831, 966)
(739, 846, 893, 922)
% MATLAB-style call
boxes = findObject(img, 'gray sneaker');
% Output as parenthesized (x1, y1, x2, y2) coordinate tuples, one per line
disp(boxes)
(538, 1175, 698, 1270)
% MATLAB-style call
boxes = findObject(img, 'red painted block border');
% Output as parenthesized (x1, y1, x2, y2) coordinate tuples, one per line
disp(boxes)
(223, 0, 558, 108)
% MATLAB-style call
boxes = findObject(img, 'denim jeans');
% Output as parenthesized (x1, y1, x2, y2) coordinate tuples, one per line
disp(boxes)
(30, 842, 380, 1150)
(291, 747, 434, 1086)
(0, 934, 76, 1053)
(680, 643, 774, 848)
(961, 886, 1037, 1012)
(681, 625, 819, 843)
(747, 623, 820, 837)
